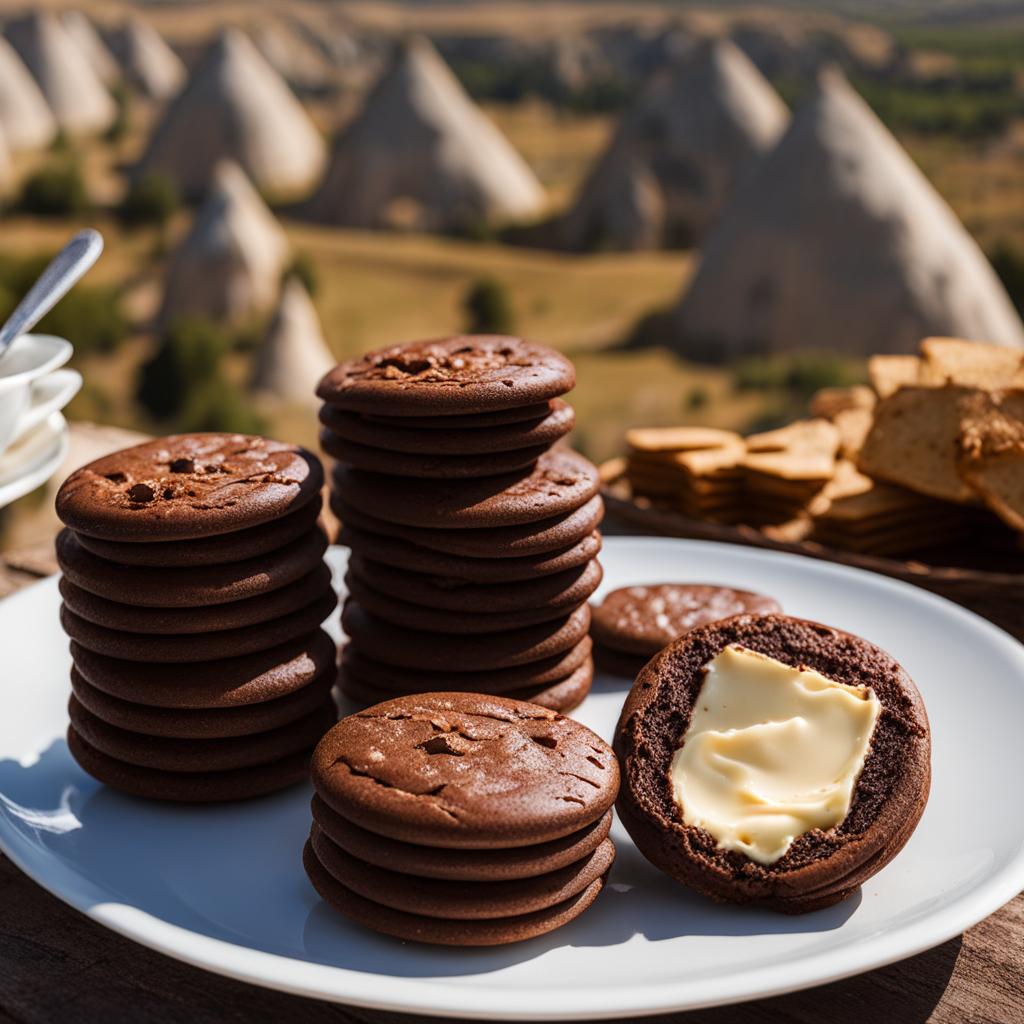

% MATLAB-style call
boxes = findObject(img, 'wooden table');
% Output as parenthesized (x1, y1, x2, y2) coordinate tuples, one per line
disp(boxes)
(1, 551, 1021, 1024)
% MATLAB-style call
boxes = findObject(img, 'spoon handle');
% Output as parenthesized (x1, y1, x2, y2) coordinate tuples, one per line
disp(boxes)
(0, 229, 104, 356)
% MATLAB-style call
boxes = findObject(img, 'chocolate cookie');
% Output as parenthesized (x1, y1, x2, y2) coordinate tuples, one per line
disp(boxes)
(303, 840, 607, 946)
(310, 823, 615, 919)
(58, 564, 333, 634)
(332, 494, 604, 559)
(593, 643, 649, 680)
(319, 400, 574, 455)
(614, 613, 931, 913)
(68, 728, 314, 802)
(316, 336, 575, 416)
(68, 696, 336, 772)
(311, 692, 618, 848)
(338, 637, 593, 695)
(340, 601, 591, 672)
(61, 588, 337, 662)
(73, 498, 322, 568)
(71, 668, 335, 739)
(56, 526, 329, 608)
(347, 555, 602, 614)
(320, 431, 549, 479)
(364, 401, 553, 430)
(338, 525, 601, 582)
(70, 630, 336, 708)
(591, 583, 782, 657)
(56, 434, 323, 542)
(332, 449, 599, 530)
(344, 572, 591, 634)
(312, 796, 613, 882)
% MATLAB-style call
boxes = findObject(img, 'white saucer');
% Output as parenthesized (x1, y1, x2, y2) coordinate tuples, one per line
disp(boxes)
(1, 538, 1023, 1019)
(0, 411, 68, 510)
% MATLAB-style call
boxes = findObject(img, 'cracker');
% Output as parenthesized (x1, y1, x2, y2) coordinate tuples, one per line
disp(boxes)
(919, 337, 1024, 390)
(833, 407, 874, 459)
(868, 355, 921, 399)
(958, 389, 1024, 531)
(809, 385, 876, 420)
(625, 426, 742, 454)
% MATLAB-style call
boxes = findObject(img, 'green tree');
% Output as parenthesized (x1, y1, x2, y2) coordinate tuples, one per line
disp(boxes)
(19, 159, 89, 217)
(136, 318, 229, 421)
(463, 276, 515, 335)
(118, 174, 179, 229)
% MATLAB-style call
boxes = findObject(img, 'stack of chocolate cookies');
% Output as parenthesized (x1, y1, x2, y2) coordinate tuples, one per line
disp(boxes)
(318, 336, 603, 712)
(304, 693, 620, 945)
(55, 434, 339, 802)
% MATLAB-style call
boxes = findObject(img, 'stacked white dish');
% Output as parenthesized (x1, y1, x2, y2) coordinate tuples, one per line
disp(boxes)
(0, 334, 81, 510)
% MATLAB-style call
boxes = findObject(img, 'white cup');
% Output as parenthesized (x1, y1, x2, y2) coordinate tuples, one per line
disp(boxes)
(0, 334, 82, 457)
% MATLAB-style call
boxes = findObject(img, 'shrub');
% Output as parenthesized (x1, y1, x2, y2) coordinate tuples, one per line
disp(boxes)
(118, 174, 179, 229)
(19, 160, 89, 217)
(285, 252, 318, 296)
(734, 353, 864, 398)
(105, 82, 132, 144)
(463, 276, 515, 335)
(990, 240, 1024, 314)
(685, 385, 710, 411)
(179, 378, 266, 434)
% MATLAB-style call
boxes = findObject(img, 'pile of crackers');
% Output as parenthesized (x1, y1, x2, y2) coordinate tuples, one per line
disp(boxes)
(621, 337, 1024, 559)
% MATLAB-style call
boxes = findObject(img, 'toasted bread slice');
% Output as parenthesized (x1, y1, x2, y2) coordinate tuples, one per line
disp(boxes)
(958, 390, 1024, 531)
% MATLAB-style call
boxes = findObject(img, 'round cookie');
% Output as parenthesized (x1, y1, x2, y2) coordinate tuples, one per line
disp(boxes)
(332, 449, 599, 530)
(364, 401, 553, 430)
(347, 555, 602, 614)
(614, 613, 931, 913)
(68, 696, 336, 772)
(343, 568, 599, 635)
(338, 525, 601, 583)
(58, 564, 333, 635)
(320, 431, 549, 479)
(591, 583, 782, 657)
(331, 493, 604, 559)
(70, 630, 336, 708)
(339, 658, 593, 714)
(56, 526, 329, 608)
(311, 691, 618, 848)
(303, 840, 607, 946)
(56, 434, 323, 543)
(340, 601, 591, 672)
(312, 796, 613, 882)
(310, 824, 615, 919)
(60, 588, 337, 662)
(316, 336, 575, 417)
(593, 643, 648, 680)
(71, 668, 335, 739)
(74, 498, 323, 568)
(338, 637, 593, 695)
(319, 400, 574, 455)
(68, 728, 314, 802)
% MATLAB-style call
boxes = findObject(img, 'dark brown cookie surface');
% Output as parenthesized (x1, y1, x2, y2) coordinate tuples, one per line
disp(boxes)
(70, 630, 336, 708)
(320, 400, 574, 455)
(332, 494, 603, 559)
(333, 449, 599, 530)
(614, 613, 931, 913)
(591, 583, 782, 656)
(338, 525, 601, 582)
(312, 692, 618, 848)
(68, 728, 313, 802)
(340, 601, 591, 671)
(56, 526, 329, 608)
(56, 434, 323, 542)
(364, 401, 552, 430)
(311, 796, 613, 882)
(316, 336, 575, 416)
(303, 840, 607, 946)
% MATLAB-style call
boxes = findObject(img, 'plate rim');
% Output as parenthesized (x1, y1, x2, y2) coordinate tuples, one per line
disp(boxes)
(2, 535, 1023, 1020)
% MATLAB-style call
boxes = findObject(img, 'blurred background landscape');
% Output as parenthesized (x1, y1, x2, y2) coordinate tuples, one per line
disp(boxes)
(3, 0, 1024, 549)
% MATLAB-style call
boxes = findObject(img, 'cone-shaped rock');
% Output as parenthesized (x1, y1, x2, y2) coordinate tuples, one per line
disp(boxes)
(62, 11, 120, 86)
(561, 39, 787, 250)
(135, 28, 325, 199)
(250, 277, 335, 404)
(4, 11, 116, 136)
(305, 35, 546, 232)
(0, 34, 56, 151)
(673, 69, 1024, 358)
(159, 161, 290, 329)
(110, 18, 185, 101)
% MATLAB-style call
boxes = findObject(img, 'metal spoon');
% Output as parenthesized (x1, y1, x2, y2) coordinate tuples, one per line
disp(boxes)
(0, 229, 104, 360)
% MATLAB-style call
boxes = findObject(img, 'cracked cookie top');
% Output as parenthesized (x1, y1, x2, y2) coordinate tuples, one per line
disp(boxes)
(310, 692, 619, 849)
(56, 434, 324, 542)
(316, 336, 575, 416)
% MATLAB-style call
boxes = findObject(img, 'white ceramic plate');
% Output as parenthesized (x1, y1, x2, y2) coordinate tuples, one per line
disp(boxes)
(1, 537, 1023, 1020)
(0, 411, 68, 510)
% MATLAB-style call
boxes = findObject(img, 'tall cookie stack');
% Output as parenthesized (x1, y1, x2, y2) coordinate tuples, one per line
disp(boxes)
(55, 434, 339, 802)
(304, 693, 619, 946)
(317, 336, 603, 712)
